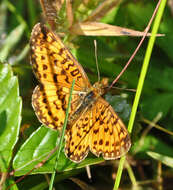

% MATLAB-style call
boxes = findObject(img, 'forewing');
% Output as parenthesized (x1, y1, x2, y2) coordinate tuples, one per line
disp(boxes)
(30, 23, 91, 91)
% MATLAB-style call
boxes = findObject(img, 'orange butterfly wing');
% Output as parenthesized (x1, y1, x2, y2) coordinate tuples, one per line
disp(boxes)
(65, 97, 131, 162)
(30, 23, 91, 129)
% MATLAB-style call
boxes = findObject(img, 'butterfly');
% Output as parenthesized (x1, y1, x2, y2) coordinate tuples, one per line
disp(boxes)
(30, 23, 131, 163)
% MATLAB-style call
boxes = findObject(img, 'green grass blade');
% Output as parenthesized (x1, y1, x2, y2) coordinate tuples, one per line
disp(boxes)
(113, 0, 167, 189)
(0, 24, 25, 62)
(49, 79, 75, 190)
(147, 151, 173, 168)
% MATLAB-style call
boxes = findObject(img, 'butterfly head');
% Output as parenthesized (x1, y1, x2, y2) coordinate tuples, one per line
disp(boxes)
(93, 78, 108, 95)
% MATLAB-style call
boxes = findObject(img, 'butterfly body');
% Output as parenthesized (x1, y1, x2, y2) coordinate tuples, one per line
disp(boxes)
(68, 78, 108, 125)
(30, 23, 131, 163)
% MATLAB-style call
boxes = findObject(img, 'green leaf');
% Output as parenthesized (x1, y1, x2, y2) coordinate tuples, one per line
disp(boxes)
(13, 126, 104, 176)
(147, 151, 173, 168)
(3, 178, 18, 190)
(0, 63, 22, 172)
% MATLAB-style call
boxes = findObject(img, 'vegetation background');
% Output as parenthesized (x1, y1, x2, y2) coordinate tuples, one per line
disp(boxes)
(0, 0, 173, 190)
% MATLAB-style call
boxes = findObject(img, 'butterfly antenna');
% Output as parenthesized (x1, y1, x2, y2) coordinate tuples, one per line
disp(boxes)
(94, 40, 100, 82)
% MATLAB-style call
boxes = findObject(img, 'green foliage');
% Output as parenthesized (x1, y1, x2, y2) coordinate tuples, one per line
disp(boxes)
(0, 64, 22, 189)
(132, 135, 173, 158)
(0, 24, 25, 62)
(0, 0, 173, 189)
(13, 126, 103, 176)
(147, 151, 173, 168)
(0, 64, 22, 171)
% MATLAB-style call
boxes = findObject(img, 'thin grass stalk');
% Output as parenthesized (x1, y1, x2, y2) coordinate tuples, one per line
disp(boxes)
(49, 79, 75, 190)
(113, 0, 167, 189)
